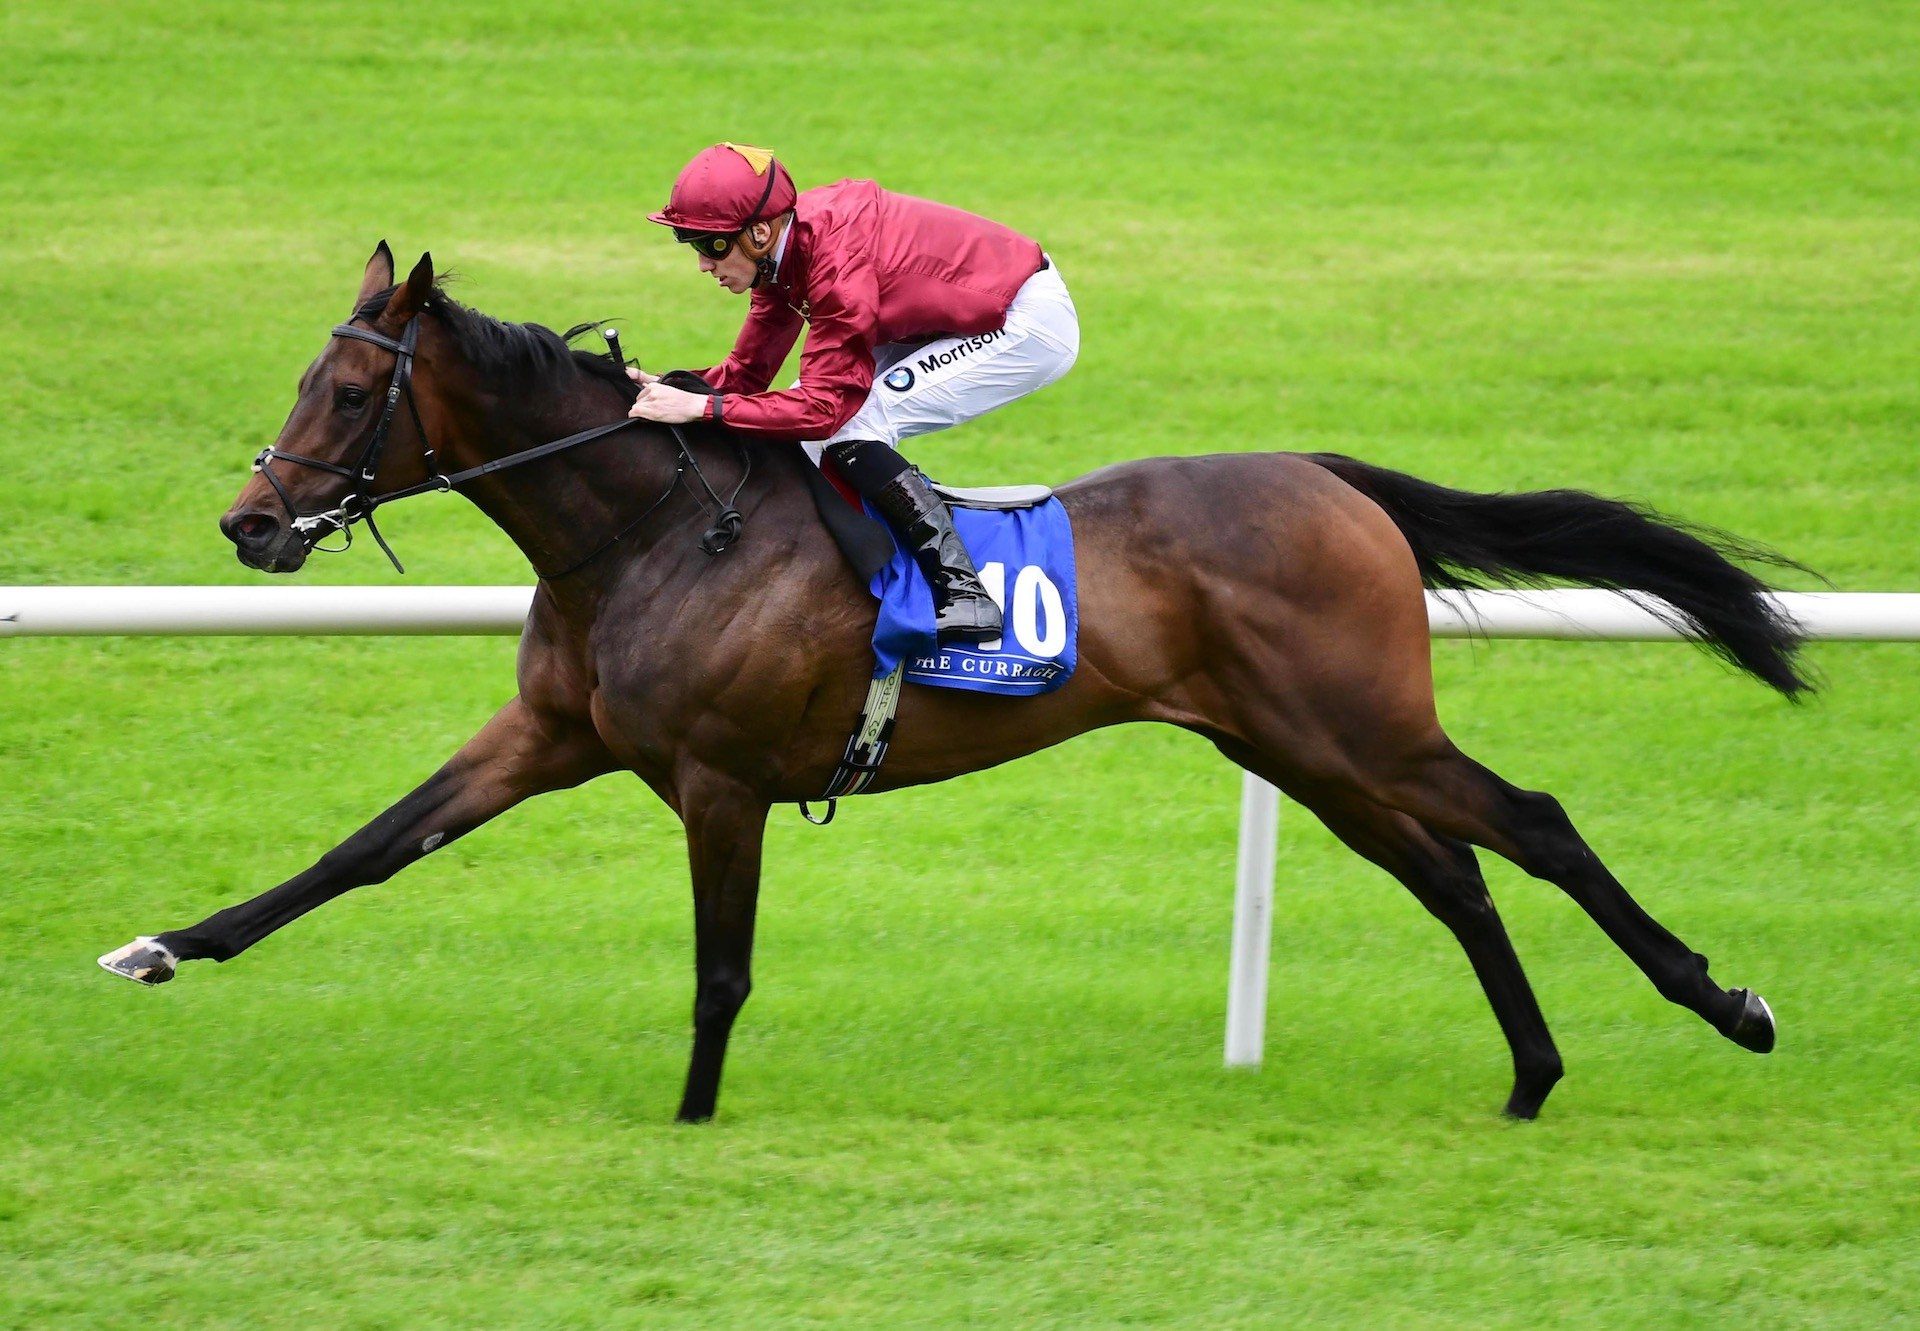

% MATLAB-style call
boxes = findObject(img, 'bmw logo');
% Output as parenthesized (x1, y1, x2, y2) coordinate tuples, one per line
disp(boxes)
(883, 366, 915, 392)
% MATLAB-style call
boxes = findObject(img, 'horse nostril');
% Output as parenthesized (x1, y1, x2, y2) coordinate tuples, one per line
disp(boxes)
(222, 512, 280, 546)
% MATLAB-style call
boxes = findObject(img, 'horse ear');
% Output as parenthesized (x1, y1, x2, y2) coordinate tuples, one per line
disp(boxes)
(355, 240, 395, 309)
(385, 251, 434, 322)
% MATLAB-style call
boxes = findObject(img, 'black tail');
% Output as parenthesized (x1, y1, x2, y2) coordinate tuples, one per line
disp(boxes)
(1308, 453, 1815, 697)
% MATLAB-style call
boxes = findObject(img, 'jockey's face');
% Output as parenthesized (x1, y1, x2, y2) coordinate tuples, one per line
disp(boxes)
(700, 242, 757, 293)
(697, 219, 778, 295)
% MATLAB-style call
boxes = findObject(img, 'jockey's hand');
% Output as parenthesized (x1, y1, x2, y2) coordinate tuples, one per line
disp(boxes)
(627, 381, 708, 424)
(624, 365, 660, 388)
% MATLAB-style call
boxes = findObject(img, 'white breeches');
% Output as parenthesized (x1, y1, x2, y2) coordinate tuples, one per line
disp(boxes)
(802, 259, 1080, 463)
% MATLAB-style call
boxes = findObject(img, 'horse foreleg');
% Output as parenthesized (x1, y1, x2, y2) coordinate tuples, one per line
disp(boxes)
(98, 697, 613, 984)
(672, 769, 770, 1124)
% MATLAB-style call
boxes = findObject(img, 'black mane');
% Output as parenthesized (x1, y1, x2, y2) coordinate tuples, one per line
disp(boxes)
(354, 282, 637, 400)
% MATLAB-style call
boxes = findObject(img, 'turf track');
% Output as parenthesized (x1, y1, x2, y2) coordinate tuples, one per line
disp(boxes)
(3, 2, 1918, 1325)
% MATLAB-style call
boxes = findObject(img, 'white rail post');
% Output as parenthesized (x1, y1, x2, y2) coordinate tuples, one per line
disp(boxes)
(1226, 772, 1280, 1067)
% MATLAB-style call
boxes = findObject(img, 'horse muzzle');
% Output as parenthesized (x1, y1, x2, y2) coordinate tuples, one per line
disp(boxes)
(220, 507, 310, 573)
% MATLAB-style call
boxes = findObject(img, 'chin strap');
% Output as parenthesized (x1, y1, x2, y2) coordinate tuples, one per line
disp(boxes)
(738, 220, 783, 289)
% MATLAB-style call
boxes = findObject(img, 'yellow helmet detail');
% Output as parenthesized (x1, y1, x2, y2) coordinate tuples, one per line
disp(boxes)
(721, 143, 776, 176)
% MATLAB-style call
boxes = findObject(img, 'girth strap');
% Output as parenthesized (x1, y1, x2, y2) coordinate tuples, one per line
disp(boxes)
(800, 662, 906, 825)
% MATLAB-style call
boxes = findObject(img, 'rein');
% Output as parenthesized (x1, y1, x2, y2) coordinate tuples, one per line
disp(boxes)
(253, 312, 750, 577)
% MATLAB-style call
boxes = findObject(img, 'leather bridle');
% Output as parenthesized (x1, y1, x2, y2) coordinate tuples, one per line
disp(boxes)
(252, 311, 749, 576)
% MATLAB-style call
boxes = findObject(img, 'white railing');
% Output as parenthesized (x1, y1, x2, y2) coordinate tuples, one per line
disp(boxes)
(8, 584, 1920, 1067)
(0, 585, 535, 636)
(9, 585, 1920, 641)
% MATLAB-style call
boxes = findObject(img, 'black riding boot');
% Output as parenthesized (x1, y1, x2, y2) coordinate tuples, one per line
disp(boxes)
(826, 440, 1004, 646)
(875, 468, 1005, 645)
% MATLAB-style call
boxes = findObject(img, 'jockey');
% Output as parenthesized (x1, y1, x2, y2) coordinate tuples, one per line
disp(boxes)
(630, 142, 1079, 646)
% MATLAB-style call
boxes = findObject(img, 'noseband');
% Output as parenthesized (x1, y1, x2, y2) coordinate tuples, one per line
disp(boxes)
(253, 312, 748, 576)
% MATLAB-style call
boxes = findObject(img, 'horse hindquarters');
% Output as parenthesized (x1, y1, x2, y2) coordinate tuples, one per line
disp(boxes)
(1184, 457, 1775, 1095)
(1175, 454, 1450, 786)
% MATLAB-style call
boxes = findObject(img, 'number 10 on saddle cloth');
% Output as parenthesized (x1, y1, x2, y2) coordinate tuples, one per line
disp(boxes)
(867, 496, 1078, 697)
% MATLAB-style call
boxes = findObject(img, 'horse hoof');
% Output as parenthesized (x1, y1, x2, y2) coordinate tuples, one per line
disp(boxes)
(98, 937, 178, 986)
(1503, 1059, 1565, 1120)
(1726, 988, 1775, 1054)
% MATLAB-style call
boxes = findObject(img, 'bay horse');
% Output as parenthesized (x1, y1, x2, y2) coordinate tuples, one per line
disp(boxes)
(101, 244, 1806, 1122)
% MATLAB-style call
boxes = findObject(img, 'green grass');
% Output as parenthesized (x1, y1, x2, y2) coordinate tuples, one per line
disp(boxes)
(5, 1, 1920, 1325)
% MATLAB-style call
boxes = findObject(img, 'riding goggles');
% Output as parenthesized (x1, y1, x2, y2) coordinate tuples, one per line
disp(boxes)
(674, 228, 738, 260)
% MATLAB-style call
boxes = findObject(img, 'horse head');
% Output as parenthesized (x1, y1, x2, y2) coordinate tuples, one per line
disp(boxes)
(223, 241, 450, 572)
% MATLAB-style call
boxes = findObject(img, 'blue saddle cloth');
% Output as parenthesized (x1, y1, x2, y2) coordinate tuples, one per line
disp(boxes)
(867, 497, 1078, 696)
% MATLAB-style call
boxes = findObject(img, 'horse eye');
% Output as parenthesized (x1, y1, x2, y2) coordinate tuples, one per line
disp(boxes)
(336, 386, 369, 411)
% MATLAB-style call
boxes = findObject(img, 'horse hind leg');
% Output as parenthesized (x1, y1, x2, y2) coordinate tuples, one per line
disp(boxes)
(1379, 747, 1776, 1056)
(1219, 740, 1564, 1117)
(1316, 799, 1566, 1118)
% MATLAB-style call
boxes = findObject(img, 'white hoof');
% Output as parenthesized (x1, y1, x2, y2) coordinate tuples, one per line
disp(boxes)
(98, 937, 178, 986)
